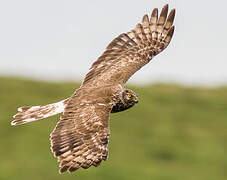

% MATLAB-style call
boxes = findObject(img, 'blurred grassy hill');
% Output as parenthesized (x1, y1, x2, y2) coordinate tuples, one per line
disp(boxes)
(0, 76, 227, 180)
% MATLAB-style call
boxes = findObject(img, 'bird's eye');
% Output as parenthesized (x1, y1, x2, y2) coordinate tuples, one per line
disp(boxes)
(127, 94, 132, 98)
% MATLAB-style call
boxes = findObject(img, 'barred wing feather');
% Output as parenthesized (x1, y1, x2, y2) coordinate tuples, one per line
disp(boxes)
(82, 4, 175, 87)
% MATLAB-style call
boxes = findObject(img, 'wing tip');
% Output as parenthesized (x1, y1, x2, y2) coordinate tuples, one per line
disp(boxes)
(17, 107, 23, 112)
(168, 25, 175, 36)
(162, 4, 169, 13)
(151, 8, 158, 17)
(142, 14, 149, 23)
(168, 8, 176, 22)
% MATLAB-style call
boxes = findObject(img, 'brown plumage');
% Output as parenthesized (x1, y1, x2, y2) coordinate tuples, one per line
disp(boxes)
(11, 4, 175, 173)
(82, 4, 175, 87)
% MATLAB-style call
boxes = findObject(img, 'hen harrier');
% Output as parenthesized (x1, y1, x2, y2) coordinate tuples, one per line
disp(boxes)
(12, 4, 175, 173)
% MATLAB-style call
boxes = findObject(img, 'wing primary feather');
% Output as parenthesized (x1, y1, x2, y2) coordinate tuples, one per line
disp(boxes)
(150, 8, 158, 30)
(161, 9, 176, 41)
(164, 8, 175, 30)
(150, 8, 158, 45)
(136, 23, 148, 44)
(157, 4, 169, 39)
(142, 14, 152, 41)
(127, 30, 143, 48)
(157, 4, 168, 27)
(163, 26, 175, 48)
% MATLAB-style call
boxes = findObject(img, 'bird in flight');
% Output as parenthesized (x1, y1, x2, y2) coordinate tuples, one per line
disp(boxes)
(11, 4, 175, 174)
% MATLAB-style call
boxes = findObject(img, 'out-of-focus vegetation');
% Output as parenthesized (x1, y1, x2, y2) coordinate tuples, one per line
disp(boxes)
(0, 76, 227, 180)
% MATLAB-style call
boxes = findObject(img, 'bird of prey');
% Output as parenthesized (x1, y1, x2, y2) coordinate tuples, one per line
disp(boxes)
(11, 4, 175, 173)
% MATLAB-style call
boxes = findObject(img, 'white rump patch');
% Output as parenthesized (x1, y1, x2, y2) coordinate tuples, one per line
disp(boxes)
(53, 100, 66, 114)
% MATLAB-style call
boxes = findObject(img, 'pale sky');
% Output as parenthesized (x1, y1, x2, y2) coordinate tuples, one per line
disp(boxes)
(0, 0, 226, 86)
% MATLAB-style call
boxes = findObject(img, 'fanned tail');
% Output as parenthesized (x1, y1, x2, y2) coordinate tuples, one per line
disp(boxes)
(11, 98, 69, 126)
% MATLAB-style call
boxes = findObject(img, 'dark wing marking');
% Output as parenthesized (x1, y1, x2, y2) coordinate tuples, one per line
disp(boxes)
(50, 88, 113, 173)
(81, 4, 175, 87)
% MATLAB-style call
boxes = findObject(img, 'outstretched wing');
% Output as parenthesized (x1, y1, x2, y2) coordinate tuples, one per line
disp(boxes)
(50, 88, 113, 173)
(81, 4, 175, 87)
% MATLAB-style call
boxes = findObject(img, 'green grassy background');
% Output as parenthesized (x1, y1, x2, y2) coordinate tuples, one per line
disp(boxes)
(0, 76, 227, 180)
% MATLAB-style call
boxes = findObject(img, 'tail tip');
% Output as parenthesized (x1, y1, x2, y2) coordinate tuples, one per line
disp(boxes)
(11, 120, 16, 126)
(17, 107, 23, 112)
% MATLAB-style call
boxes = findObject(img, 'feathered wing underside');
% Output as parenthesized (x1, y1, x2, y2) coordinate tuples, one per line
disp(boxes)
(82, 4, 175, 87)
(50, 88, 113, 173)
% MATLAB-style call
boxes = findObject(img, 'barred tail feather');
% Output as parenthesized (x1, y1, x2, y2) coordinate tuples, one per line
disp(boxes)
(11, 98, 69, 126)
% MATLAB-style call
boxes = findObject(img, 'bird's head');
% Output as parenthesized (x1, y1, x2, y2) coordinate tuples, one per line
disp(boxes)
(122, 89, 139, 107)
